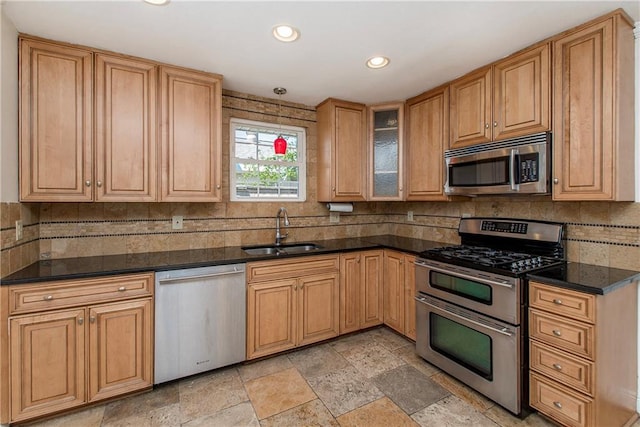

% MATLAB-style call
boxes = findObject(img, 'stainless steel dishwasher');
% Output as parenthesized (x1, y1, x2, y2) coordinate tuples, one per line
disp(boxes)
(154, 263, 246, 384)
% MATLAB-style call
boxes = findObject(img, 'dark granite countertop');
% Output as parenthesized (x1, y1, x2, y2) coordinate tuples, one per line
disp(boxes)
(527, 262, 640, 295)
(1, 235, 445, 285)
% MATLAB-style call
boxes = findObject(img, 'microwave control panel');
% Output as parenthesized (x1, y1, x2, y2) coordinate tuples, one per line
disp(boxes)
(519, 153, 539, 183)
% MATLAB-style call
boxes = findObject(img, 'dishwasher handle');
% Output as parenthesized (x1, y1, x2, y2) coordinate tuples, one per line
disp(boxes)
(157, 269, 244, 284)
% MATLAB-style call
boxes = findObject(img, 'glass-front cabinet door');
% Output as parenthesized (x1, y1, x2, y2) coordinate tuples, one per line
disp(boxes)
(368, 103, 404, 200)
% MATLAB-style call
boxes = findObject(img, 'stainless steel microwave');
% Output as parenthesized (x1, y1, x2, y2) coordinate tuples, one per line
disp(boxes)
(444, 132, 551, 196)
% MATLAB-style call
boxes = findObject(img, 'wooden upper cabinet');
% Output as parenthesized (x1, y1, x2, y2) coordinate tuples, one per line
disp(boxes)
(317, 98, 367, 202)
(449, 67, 492, 149)
(95, 54, 157, 201)
(551, 12, 635, 201)
(19, 38, 93, 201)
(368, 103, 404, 200)
(449, 43, 550, 149)
(405, 85, 449, 201)
(493, 43, 550, 140)
(159, 66, 223, 202)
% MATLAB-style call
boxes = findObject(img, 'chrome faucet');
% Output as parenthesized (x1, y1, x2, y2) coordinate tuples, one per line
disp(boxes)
(275, 207, 290, 246)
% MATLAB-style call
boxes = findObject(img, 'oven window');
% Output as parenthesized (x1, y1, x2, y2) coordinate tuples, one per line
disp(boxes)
(449, 157, 510, 187)
(430, 271, 492, 304)
(430, 313, 493, 380)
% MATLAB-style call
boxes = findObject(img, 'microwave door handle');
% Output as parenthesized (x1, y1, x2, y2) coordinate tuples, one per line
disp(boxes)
(510, 148, 519, 191)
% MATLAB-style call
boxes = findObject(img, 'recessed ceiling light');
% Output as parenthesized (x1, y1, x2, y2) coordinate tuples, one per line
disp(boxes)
(143, 0, 170, 5)
(366, 56, 390, 69)
(272, 25, 300, 42)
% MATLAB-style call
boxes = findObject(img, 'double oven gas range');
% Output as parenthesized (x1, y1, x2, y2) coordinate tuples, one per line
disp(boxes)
(414, 217, 565, 415)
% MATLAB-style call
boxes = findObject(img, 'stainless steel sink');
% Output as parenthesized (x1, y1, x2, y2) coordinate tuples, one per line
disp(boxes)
(242, 243, 322, 256)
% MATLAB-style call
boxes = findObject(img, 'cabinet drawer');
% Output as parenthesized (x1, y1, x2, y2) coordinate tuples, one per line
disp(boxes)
(529, 309, 594, 359)
(9, 273, 154, 315)
(530, 340, 594, 396)
(247, 255, 339, 282)
(530, 372, 593, 427)
(529, 282, 595, 323)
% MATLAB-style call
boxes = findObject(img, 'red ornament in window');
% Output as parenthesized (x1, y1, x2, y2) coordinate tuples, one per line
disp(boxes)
(274, 135, 287, 155)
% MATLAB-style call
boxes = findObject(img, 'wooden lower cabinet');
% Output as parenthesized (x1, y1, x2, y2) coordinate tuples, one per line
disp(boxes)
(89, 299, 153, 402)
(10, 309, 86, 422)
(246, 256, 340, 360)
(528, 281, 638, 427)
(380, 251, 416, 340)
(3, 273, 154, 424)
(339, 251, 383, 334)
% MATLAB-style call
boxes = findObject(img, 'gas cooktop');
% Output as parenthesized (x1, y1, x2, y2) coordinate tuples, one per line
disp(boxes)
(420, 244, 564, 275)
(418, 217, 566, 276)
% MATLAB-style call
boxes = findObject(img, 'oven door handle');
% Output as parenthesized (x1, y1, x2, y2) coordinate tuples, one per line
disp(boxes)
(415, 260, 514, 289)
(415, 296, 514, 337)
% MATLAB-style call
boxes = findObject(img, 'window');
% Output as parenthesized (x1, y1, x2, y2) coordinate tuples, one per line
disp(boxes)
(230, 118, 306, 201)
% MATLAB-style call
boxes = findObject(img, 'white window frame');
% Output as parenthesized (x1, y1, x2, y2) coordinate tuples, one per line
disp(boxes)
(230, 117, 307, 202)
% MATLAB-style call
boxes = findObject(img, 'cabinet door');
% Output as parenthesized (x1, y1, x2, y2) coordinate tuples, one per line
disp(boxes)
(449, 67, 492, 149)
(493, 43, 550, 141)
(159, 66, 222, 201)
(298, 273, 340, 346)
(404, 255, 416, 340)
(361, 251, 384, 328)
(95, 54, 157, 201)
(10, 310, 85, 422)
(369, 103, 404, 200)
(247, 279, 297, 359)
(334, 104, 367, 201)
(383, 251, 405, 334)
(552, 16, 633, 201)
(405, 86, 449, 200)
(340, 253, 361, 334)
(19, 38, 93, 202)
(88, 299, 153, 402)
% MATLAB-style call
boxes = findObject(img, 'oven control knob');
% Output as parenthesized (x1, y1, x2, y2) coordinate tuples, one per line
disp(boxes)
(511, 262, 518, 270)
(524, 259, 532, 265)
(518, 260, 525, 266)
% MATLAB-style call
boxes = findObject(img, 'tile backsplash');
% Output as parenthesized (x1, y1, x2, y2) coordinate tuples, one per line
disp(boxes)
(1, 90, 639, 277)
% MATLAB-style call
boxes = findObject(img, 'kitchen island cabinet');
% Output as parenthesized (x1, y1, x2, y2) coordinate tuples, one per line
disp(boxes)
(551, 10, 635, 201)
(246, 255, 340, 359)
(528, 280, 638, 427)
(3, 273, 154, 424)
(316, 98, 368, 202)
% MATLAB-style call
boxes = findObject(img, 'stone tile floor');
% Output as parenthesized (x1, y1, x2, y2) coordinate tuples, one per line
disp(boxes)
(21, 327, 574, 426)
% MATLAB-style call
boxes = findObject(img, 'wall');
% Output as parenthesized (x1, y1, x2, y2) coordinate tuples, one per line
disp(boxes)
(0, 5, 18, 203)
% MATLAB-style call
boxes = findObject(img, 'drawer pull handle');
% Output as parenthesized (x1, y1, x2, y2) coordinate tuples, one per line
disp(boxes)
(118, 286, 126, 292)
(43, 295, 53, 301)
(553, 401, 563, 409)
(552, 299, 562, 305)
(552, 329, 562, 337)
(553, 363, 563, 371)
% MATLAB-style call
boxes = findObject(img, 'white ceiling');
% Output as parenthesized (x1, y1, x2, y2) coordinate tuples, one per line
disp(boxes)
(3, 0, 639, 106)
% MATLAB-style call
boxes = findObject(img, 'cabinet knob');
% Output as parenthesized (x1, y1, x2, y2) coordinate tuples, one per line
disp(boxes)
(552, 299, 562, 305)
(85, 180, 91, 187)
(43, 295, 53, 301)
(553, 401, 563, 409)
(216, 185, 221, 189)
(332, 188, 336, 192)
(294, 285, 298, 291)
(357, 256, 361, 263)
(78, 318, 84, 325)
(553, 178, 559, 184)
(300, 284, 304, 289)
(552, 329, 562, 337)
(493, 121, 498, 127)
(118, 286, 126, 292)
(96, 181, 102, 188)
(552, 363, 563, 371)
(484, 123, 489, 129)
(90, 316, 96, 323)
